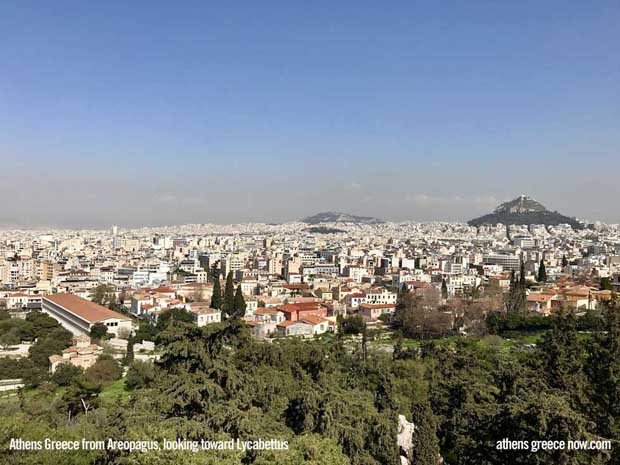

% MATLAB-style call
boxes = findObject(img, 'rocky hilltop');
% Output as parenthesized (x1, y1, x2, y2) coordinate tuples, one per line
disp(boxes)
(301, 211, 384, 225)
(468, 195, 584, 229)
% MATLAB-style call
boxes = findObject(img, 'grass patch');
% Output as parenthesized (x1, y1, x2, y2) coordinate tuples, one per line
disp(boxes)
(99, 378, 130, 404)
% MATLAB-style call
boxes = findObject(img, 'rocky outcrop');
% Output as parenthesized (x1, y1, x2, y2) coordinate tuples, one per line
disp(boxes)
(398, 414, 415, 464)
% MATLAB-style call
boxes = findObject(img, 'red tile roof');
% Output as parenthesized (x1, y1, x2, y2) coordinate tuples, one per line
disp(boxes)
(44, 293, 131, 324)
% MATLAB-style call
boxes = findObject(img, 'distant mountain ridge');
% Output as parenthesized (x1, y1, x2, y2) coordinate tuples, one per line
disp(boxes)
(468, 195, 584, 229)
(301, 211, 384, 225)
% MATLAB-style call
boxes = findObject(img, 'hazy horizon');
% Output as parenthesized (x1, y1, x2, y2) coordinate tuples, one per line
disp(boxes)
(1, 1, 618, 228)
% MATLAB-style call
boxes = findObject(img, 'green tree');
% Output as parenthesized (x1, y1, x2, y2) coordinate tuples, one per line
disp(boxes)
(134, 320, 158, 342)
(29, 327, 73, 368)
(155, 307, 195, 332)
(60, 375, 102, 419)
(89, 322, 108, 341)
(26, 311, 62, 339)
(0, 318, 34, 342)
(51, 363, 83, 386)
(537, 309, 586, 403)
(410, 399, 440, 465)
(211, 276, 222, 309)
(125, 360, 156, 390)
(374, 371, 397, 412)
(341, 315, 366, 335)
(537, 259, 547, 282)
(586, 301, 620, 440)
(0, 328, 21, 349)
(222, 272, 235, 317)
(600, 277, 612, 291)
(91, 284, 117, 309)
(506, 270, 526, 314)
(231, 285, 247, 319)
(85, 355, 122, 385)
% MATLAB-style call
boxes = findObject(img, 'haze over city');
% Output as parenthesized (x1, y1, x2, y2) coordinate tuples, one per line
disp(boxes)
(1, 1, 618, 228)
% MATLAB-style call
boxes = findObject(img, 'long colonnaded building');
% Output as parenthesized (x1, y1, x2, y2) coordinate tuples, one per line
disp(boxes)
(42, 293, 132, 337)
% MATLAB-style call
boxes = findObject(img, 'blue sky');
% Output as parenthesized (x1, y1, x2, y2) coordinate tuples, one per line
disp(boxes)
(1, 0, 618, 227)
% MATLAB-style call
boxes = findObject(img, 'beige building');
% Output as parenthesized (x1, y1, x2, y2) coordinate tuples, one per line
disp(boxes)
(48, 335, 103, 373)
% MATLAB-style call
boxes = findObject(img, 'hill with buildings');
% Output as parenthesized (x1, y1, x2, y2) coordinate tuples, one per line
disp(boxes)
(468, 195, 584, 229)
(301, 212, 384, 225)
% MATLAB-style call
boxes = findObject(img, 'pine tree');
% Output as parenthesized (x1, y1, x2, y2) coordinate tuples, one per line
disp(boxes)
(232, 285, 246, 319)
(222, 272, 235, 317)
(441, 278, 448, 300)
(537, 259, 547, 282)
(410, 399, 440, 465)
(210, 277, 222, 309)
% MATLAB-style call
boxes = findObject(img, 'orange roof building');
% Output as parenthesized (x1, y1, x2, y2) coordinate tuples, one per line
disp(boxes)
(42, 293, 132, 337)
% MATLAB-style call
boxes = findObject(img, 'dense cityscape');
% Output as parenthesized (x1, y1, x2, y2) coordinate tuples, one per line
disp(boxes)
(1, 196, 620, 464)
(2, 1, 618, 463)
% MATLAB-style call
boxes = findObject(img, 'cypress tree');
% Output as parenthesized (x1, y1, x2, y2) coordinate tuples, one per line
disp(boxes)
(586, 301, 620, 438)
(537, 259, 547, 282)
(538, 308, 585, 397)
(223, 272, 235, 317)
(410, 399, 440, 465)
(375, 371, 396, 412)
(232, 285, 246, 319)
(506, 269, 526, 314)
(210, 277, 222, 309)
(441, 278, 448, 300)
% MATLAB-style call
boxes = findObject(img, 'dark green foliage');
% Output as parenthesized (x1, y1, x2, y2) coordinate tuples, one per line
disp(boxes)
(0, 328, 21, 348)
(486, 312, 552, 333)
(51, 363, 83, 386)
(232, 285, 246, 319)
(586, 301, 620, 440)
(537, 309, 586, 396)
(441, 278, 448, 299)
(341, 315, 366, 335)
(374, 371, 397, 412)
(89, 322, 108, 340)
(29, 326, 73, 368)
(5, 297, 620, 465)
(60, 375, 102, 418)
(600, 277, 612, 291)
(537, 259, 547, 282)
(0, 357, 37, 379)
(411, 399, 440, 465)
(211, 276, 222, 309)
(124, 334, 135, 365)
(125, 360, 156, 390)
(222, 272, 235, 317)
(133, 320, 158, 342)
(26, 311, 62, 339)
(155, 307, 194, 332)
(0, 318, 34, 345)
